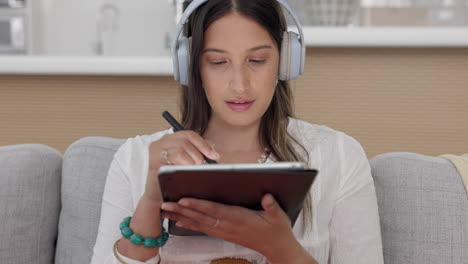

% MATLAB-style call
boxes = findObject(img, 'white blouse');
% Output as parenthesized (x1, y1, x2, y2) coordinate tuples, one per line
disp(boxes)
(90, 118, 384, 264)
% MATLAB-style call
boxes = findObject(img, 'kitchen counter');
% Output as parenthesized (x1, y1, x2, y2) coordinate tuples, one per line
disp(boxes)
(1, 27, 467, 76)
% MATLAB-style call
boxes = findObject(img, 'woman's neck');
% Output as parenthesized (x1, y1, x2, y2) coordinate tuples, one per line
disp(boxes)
(202, 118, 263, 154)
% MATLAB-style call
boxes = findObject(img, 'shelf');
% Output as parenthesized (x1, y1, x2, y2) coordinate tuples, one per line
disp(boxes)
(301, 26, 468, 47)
(1, 27, 467, 76)
(0, 56, 174, 76)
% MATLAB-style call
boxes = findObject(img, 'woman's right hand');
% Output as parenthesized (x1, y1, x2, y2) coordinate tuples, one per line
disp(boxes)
(144, 131, 220, 203)
(119, 132, 218, 260)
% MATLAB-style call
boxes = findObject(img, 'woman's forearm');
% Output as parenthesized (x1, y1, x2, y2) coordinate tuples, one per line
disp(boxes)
(117, 185, 163, 261)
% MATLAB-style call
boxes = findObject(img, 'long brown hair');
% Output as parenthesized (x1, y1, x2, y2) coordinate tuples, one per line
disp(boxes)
(179, 0, 312, 233)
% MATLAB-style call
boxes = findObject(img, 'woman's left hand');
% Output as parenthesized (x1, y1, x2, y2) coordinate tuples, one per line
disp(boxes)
(160, 193, 304, 263)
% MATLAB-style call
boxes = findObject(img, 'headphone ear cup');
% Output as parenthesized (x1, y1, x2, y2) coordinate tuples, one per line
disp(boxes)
(177, 36, 191, 86)
(279, 31, 301, 81)
(279, 32, 290, 81)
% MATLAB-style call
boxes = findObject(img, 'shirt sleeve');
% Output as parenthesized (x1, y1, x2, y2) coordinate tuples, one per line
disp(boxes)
(114, 246, 161, 264)
(328, 134, 384, 264)
(90, 139, 161, 264)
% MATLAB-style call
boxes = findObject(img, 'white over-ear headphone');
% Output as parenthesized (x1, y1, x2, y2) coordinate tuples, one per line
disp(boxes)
(171, 0, 306, 86)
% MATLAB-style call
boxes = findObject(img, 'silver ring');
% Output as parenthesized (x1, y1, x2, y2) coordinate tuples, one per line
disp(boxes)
(161, 150, 172, 165)
(211, 218, 220, 228)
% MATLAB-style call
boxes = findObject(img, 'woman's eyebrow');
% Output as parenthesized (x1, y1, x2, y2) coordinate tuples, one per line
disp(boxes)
(202, 44, 273, 54)
(202, 48, 226, 54)
(248, 44, 272, 52)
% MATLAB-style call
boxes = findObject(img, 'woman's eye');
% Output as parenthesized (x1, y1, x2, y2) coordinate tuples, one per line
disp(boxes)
(210, 61, 226, 65)
(250, 59, 266, 64)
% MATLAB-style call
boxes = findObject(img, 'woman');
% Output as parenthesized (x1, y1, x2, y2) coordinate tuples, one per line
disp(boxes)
(91, 0, 384, 263)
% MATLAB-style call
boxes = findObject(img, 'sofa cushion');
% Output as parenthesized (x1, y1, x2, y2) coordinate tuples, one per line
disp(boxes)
(55, 137, 125, 264)
(0, 144, 62, 264)
(370, 152, 468, 264)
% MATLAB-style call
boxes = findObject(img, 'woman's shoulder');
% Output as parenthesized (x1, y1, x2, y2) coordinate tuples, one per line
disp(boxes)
(287, 117, 342, 146)
(288, 118, 371, 192)
(287, 117, 365, 155)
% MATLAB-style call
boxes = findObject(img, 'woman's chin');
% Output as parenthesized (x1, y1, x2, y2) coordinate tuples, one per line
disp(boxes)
(223, 114, 261, 128)
(211, 107, 264, 128)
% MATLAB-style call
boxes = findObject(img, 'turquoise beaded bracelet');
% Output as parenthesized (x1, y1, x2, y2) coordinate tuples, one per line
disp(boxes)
(119, 216, 169, 248)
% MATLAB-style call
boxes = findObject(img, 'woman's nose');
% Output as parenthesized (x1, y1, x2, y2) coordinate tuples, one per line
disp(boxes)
(229, 64, 250, 94)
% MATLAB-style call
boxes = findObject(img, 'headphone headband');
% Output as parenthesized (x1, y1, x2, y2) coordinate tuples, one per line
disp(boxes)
(171, 0, 305, 82)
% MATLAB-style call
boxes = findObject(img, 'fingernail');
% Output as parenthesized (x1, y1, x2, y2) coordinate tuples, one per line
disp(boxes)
(178, 199, 190, 206)
(264, 194, 274, 205)
(161, 203, 171, 210)
(210, 151, 220, 160)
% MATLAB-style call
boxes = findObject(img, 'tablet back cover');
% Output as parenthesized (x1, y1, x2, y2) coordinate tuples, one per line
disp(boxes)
(159, 168, 318, 236)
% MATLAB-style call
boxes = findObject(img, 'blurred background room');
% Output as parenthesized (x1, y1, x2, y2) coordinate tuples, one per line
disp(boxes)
(1, 0, 467, 157)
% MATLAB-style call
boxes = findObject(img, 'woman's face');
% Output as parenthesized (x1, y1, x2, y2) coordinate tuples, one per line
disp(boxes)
(200, 12, 279, 128)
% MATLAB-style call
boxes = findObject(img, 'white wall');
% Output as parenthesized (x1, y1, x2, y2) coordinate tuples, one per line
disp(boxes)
(30, 0, 44, 54)
(40, 0, 175, 56)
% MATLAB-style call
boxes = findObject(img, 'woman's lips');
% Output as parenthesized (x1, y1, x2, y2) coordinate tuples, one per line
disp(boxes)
(225, 100, 255, 112)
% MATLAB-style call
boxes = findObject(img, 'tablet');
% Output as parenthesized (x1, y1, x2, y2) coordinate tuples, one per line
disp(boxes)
(159, 162, 318, 236)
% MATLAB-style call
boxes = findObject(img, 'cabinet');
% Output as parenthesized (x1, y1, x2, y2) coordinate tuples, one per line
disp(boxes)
(0, 0, 29, 54)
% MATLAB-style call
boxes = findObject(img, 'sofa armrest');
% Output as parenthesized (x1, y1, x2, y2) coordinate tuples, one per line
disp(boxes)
(370, 152, 468, 264)
(0, 144, 62, 264)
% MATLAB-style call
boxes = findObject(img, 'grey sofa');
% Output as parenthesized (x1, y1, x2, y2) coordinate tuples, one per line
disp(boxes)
(0, 137, 467, 264)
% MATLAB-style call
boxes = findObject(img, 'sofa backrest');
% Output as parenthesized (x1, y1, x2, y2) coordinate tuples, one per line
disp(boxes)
(0, 144, 62, 264)
(370, 152, 468, 264)
(55, 137, 125, 264)
(3, 140, 467, 264)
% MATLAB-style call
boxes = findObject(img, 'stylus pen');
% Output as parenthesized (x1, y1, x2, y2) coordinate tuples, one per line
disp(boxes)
(162, 111, 217, 164)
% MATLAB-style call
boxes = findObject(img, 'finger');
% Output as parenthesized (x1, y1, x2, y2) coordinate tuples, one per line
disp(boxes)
(161, 211, 182, 221)
(180, 139, 206, 165)
(261, 193, 286, 220)
(183, 131, 220, 160)
(161, 202, 218, 227)
(161, 211, 196, 225)
(162, 211, 207, 229)
(169, 149, 196, 165)
(161, 212, 205, 231)
(158, 136, 198, 165)
(177, 198, 230, 218)
(163, 211, 224, 236)
(175, 217, 221, 236)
